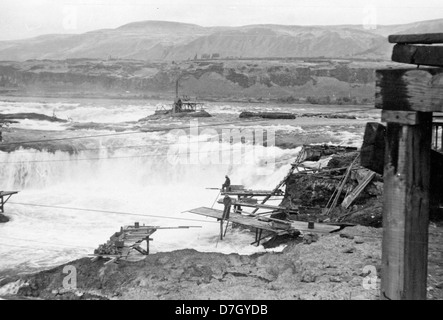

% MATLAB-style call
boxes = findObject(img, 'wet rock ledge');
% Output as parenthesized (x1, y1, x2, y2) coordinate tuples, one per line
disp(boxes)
(0, 214, 9, 223)
(0, 226, 382, 300)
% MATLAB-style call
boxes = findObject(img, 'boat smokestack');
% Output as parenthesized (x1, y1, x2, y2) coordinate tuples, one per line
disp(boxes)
(176, 80, 179, 99)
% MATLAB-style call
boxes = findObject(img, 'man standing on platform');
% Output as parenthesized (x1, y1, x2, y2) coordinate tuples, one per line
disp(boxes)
(222, 175, 231, 192)
(220, 195, 232, 240)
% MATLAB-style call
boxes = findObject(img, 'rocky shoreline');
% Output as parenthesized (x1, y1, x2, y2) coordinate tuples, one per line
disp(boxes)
(0, 113, 67, 123)
(2, 223, 443, 300)
(0, 226, 382, 300)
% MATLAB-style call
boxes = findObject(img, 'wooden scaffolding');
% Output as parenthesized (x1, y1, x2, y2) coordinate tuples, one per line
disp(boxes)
(91, 223, 200, 264)
(0, 191, 19, 213)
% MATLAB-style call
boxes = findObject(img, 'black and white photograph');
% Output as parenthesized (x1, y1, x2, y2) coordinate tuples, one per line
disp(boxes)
(0, 0, 442, 304)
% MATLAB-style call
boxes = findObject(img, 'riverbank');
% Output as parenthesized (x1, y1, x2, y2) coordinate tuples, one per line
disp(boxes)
(1, 224, 442, 300)
(0, 226, 382, 300)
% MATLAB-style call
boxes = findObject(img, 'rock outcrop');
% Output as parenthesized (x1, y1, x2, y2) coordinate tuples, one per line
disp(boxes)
(239, 112, 296, 119)
(2, 227, 382, 300)
(0, 59, 385, 102)
(0, 214, 9, 223)
(0, 113, 67, 123)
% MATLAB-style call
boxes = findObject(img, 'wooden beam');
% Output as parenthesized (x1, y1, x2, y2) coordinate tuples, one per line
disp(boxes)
(362, 122, 443, 206)
(430, 149, 443, 207)
(325, 155, 359, 215)
(252, 148, 306, 214)
(381, 112, 432, 300)
(376, 68, 443, 112)
(132, 245, 148, 255)
(381, 110, 421, 125)
(389, 33, 443, 44)
(104, 258, 118, 265)
(341, 171, 376, 209)
(361, 122, 386, 175)
(392, 44, 443, 67)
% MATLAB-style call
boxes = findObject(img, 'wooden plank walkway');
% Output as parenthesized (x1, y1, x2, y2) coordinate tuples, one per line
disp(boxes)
(93, 224, 200, 262)
(188, 207, 341, 234)
(221, 190, 284, 197)
(216, 199, 299, 214)
(188, 207, 279, 232)
(0, 191, 19, 197)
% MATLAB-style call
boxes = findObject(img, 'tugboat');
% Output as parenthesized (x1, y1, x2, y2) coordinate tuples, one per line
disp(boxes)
(142, 80, 211, 120)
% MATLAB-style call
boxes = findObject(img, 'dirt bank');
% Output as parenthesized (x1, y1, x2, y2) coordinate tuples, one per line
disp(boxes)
(0, 226, 382, 300)
(2, 223, 442, 300)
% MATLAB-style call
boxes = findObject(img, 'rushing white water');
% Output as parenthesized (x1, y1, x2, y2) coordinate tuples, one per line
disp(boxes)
(0, 98, 366, 274)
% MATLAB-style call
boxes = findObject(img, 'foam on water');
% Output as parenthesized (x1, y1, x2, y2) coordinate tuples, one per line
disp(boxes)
(323, 130, 363, 147)
(0, 100, 159, 124)
(0, 98, 365, 274)
(0, 134, 298, 272)
(8, 119, 69, 131)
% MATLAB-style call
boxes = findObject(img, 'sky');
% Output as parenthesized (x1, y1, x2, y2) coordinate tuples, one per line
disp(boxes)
(0, 0, 442, 40)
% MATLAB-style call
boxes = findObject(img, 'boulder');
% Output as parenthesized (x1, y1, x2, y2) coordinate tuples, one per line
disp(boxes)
(239, 111, 296, 119)
(0, 214, 9, 223)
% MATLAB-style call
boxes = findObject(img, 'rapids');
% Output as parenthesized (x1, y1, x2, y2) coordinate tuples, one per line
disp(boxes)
(0, 97, 373, 274)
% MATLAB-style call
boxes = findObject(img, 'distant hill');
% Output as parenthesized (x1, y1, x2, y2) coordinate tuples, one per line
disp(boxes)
(0, 19, 442, 61)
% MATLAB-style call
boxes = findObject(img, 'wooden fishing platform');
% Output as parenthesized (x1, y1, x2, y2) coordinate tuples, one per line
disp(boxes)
(221, 189, 284, 197)
(216, 198, 299, 215)
(91, 223, 200, 264)
(187, 207, 342, 246)
(0, 191, 19, 213)
(202, 146, 362, 244)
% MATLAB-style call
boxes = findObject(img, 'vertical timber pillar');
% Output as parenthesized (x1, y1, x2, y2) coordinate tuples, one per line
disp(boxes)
(381, 111, 432, 300)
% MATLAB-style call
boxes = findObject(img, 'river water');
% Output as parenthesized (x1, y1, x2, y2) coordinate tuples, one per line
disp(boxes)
(0, 97, 379, 275)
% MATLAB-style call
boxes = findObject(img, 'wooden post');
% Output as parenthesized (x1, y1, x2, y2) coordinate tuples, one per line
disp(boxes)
(441, 125, 443, 149)
(220, 220, 224, 240)
(175, 80, 179, 99)
(381, 111, 432, 300)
